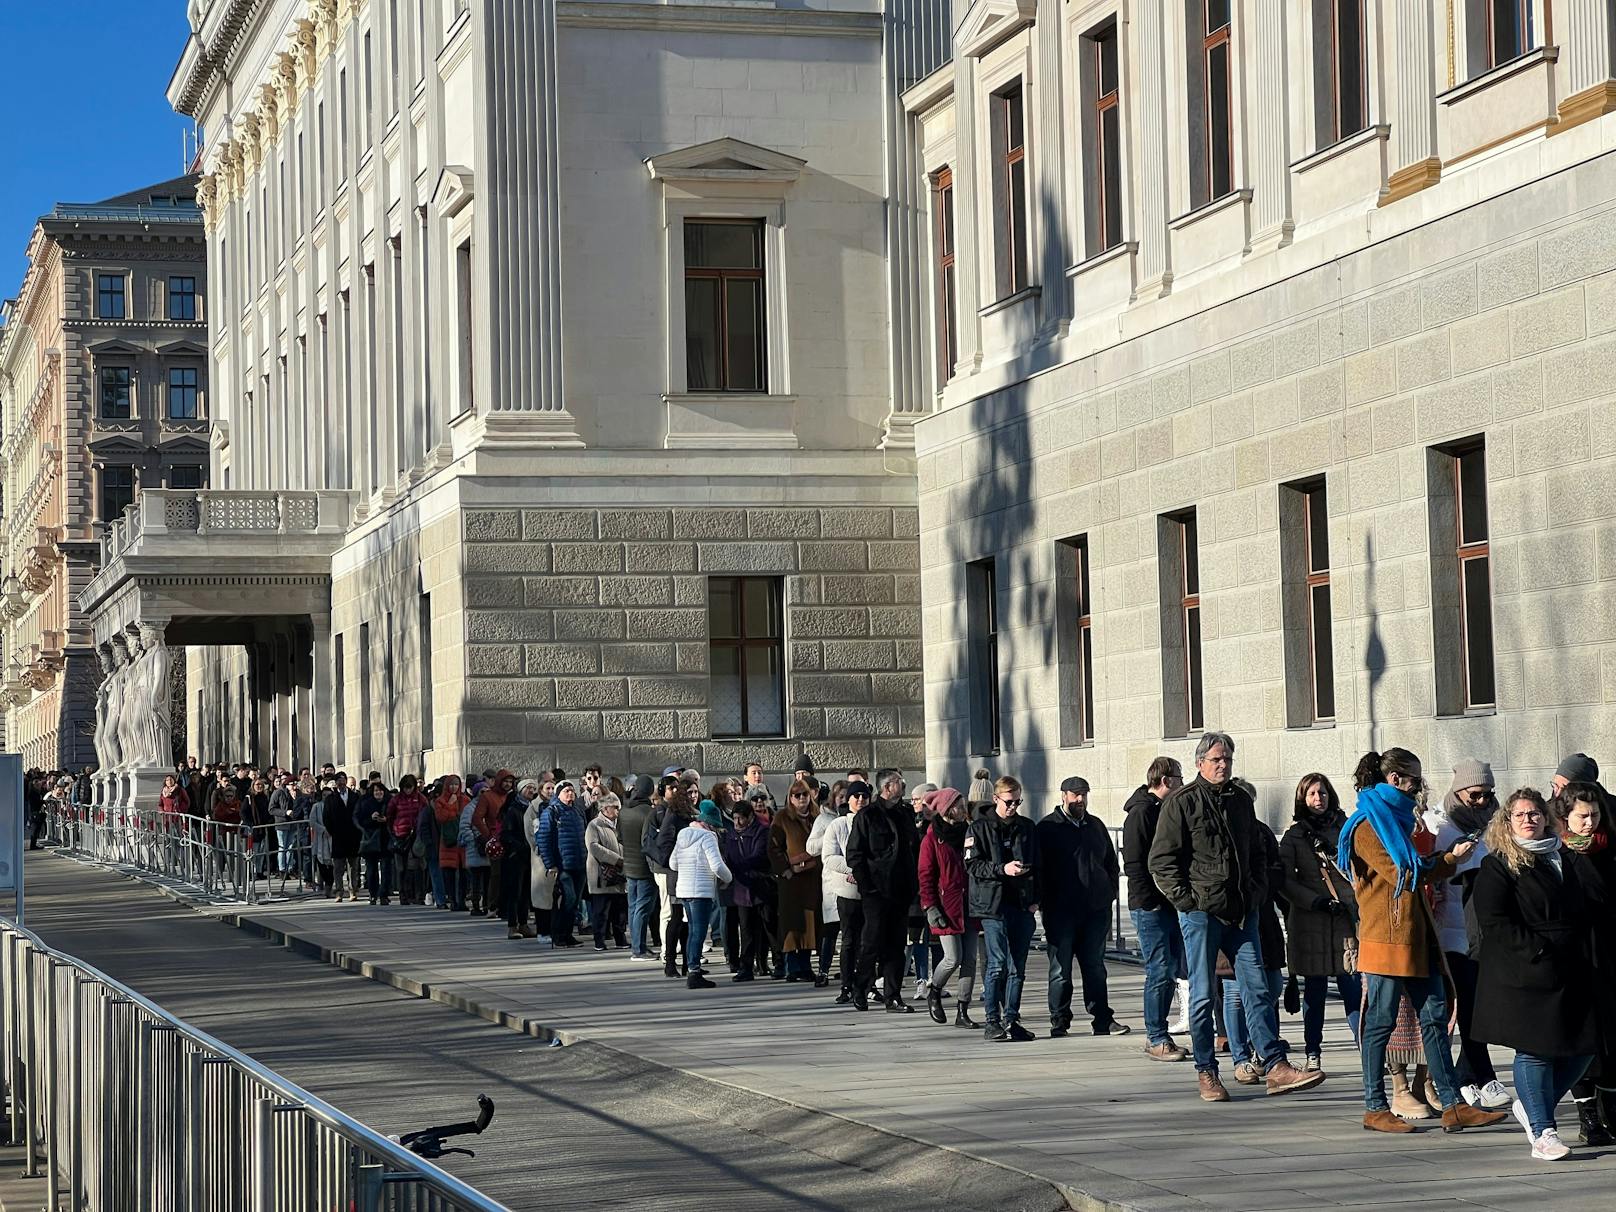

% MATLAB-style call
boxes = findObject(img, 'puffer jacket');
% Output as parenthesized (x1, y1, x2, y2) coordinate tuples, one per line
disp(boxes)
(815, 811, 859, 913)
(806, 811, 842, 922)
(670, 825, 733, 900)
(537, 798, 588, 872)
(1120, 785, 1168, 911)
(965, 811, 1038, 919)
(1147, 776, 1268, 925)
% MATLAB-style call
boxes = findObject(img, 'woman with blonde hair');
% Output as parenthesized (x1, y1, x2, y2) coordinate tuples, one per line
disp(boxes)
(769, 777, 821, 981)
(1474, 787, 1603, 1160)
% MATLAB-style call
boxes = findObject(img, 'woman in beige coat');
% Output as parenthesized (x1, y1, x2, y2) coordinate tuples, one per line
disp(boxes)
(521, 779, 557, 944)
(586, 794, 629, 949)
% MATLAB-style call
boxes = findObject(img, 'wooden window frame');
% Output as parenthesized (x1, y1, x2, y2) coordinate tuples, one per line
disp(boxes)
(1172, 511, 1204, 733)
(1302, 483, 1336, 723)
(969, 559, 1003, 755)
(1073, 536, 1095, 744)
(1455, 445, 1495, 710)
(1329, 0, 1367, 142)
(1092, 25, 1122, 252)
(684, 219, 767, 394)
(708, 576, 786, 739)
(995, 83, 1029, 297)
(1486, 0, 1533, 67)
(1203, 1, 1233, 202)
(933, 167, 957, 387)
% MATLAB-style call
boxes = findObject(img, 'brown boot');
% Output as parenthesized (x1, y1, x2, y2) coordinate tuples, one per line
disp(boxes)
(1441, 1102, 1509, 1133)
(1364, 1109, 1416, 1134)
(1265, 1059, 1327, 1096)
(1198, 1070, 1231, 1102)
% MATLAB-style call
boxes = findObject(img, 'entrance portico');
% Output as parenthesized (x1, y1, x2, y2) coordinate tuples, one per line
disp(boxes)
(78, 488, 352, 808)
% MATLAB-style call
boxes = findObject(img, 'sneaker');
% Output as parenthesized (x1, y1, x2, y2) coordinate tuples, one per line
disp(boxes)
(1264, 1059, 1327, 1097)
(1006, 1021, 1036, 1042)
(983, 1021, 1010, 1043)
(912, 980, 927, 1002)
(1198, 1071, 1231, 1103)
(1233, 1061, 1263, 1085)
(592, 942, 608, 952)
(1512, 1098, 1536, 1143)
(1049, 1025, 1069, 1038)
(1469, 1080, 1512, 1110)
(1303, 1054, 1322, 1072)
(1532, 1128, 1572, 1161)
(1144, 1040, 1188, 1062)
(1093, 1020, 1131, 1036)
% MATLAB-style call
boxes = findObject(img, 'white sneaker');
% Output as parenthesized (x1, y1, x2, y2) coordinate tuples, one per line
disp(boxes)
(1532, 1128, 1571, 1161)
(1512, 1099, 1535, 1143)
(912, 980, 928, 1002)
(1476, 1079, 1512, 1109)
(629, 953, 654, 962)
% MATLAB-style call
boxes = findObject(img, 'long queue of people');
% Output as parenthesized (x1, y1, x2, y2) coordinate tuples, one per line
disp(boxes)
(28, 732, 1616, 1164)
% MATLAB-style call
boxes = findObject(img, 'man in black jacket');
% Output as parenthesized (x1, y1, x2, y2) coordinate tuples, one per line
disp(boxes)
(1148, 732, 1324, 1102)
(620, 775, 660, 959)
(966, 775, 1039, 1042)
(846, 778, 921, 1012)
(1037, 777, 1127, 1038)
(1122, 756, 1188, 1060)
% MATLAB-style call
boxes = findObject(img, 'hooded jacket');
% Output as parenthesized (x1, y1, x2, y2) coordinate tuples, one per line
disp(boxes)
(845, 796, 920, 902)
(1120, 785, 1169, 912)
(918, 816, 971, 935)
(1035, 805, 1119, 919)
(1147, 776, 1268, 925)
(618, 776, 656, 880)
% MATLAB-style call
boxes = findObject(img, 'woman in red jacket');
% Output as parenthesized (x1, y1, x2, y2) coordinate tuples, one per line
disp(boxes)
(433, 775, 471, 912)
(918, 787, 978, 1028)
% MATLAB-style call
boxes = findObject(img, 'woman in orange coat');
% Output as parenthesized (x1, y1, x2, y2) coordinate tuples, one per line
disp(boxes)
(433, 775, 471, 911)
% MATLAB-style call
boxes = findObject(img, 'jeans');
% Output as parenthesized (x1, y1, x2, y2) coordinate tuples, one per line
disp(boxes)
(1515, 1052, 1594, 1136)
(1045, 909, 1115, 1030)
(1132, 908, 1186, 1045)
(1179, 910, 1285, 1073)
(709, 903, 725, 947)
(1224, 969, 1285, 1063)
(555, 870, 585, 941)
(428, 860, 445, 907)
(627, 877, 658, 956)
(1445, 951, 1497, 1087)
(981, 907, 1036, 1026)
(1302, 973, 1362, 1056)
(683, 897, 715, 974)
(276, 825, 299, 873)
(1360, 972, 1462, 1113)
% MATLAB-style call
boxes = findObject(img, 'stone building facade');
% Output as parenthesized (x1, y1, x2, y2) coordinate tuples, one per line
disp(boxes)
(0, 179, 208, 771)
(910, 0, 1616, 816)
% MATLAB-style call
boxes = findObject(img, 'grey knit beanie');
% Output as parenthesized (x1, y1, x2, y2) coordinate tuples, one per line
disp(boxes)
(1449, 759, 1494, 792)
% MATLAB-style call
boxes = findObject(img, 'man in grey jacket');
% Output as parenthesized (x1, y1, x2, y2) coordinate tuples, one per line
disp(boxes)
(619, 775, 660, 959)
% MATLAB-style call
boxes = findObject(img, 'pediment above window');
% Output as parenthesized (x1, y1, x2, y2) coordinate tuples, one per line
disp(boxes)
(85, 339, 141, 357)
(156, 339, 208, 358)
(955, 0, 1036, 58)
(431, 165, 474, 219)
(645, 137, 806, 193)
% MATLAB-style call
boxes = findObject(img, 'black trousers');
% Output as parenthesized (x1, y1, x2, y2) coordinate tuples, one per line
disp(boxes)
(1446, 950, 1496, 1087)
(591, 893, 627, 945)
(856, 893, 908, 1000)
(731, 904, 766, 974)
(837, 897, 865, 990)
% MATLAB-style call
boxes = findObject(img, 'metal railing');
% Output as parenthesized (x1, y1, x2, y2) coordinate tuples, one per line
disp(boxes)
(0, 916, 507, 1212)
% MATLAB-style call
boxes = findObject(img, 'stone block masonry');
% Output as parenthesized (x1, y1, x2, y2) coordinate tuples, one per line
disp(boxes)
(460, 506, 922, 780)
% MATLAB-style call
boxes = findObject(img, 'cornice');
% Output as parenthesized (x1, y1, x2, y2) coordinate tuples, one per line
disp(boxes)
(554, 3, 881, 36)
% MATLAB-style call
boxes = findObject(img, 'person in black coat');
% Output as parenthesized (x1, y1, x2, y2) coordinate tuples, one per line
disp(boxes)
(965, 775, 1039, 1042)
(1120, 757, 1187, 1059)
(845, 780, 921, 1012)
(1473, 788, 1602, 1160)
(323, 774, 362, 901)
(1554, 782, 1616, 1144)
(1036, 777, 1126, 1037)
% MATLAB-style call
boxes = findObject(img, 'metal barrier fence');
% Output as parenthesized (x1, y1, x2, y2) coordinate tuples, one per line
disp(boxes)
(44, 802, 317, 905)
(0, 916, 507, 1212)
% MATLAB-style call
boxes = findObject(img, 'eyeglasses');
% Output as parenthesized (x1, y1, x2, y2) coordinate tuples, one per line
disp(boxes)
(1511, 810, 1545, 822)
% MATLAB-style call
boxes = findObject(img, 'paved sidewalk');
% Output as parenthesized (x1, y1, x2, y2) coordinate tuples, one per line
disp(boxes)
(57, 854, 1616, 1211)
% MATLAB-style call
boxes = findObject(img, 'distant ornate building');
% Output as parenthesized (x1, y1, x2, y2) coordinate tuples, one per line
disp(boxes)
(0, 178, 209, 771)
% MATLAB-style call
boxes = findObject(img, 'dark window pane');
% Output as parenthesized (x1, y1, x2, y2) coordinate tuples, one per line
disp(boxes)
(101, 368, 131, 419)
(1207, 0, 1231, 31)
(742, 578, 778, 637)
(708, 578, 740, 638)
(1186, 605, 1204, 730)
(1336, 0, 1365, 138)
(1458, 447, 1488, 545)
(725, 278, 765, 392)
(1005, 88, 1024, 151)
(170, 466, 204, 489)
(1491, 0, 1524, 62)
(1308, 486, 1330, 573)
(941, 265, 958, 376)
(1208, 44, 1232, 199)
(685, 278, 720, 391)
(1463, 557, 1495, 706)
(1100, 106, 1123, 250)
(1080, 626, 1095, 740)
(169, 276, 198, 321)
(744, 646, 784, 735)
(710, 646, 743, 735)
(939, 183, 954, 255)
(1311, 583, 1336, 719)
(685, 222, 761, 269)
(1076, 541, 1091, 615)
(1009, 159, 1028, 291)
(1181, 514, 1200, 596)
(1098, 28, 1119, 96)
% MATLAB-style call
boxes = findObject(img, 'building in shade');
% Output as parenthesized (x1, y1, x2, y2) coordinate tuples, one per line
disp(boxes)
(909, 1, 1616, 814)
(74, 0, 953, 797)
(0, 178, 208, 772)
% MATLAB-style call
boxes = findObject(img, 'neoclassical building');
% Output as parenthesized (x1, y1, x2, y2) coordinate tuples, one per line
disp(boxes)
(0, 179, 208, 771)
(76, 0, 953, 792)
(911, 0, 1616, 813)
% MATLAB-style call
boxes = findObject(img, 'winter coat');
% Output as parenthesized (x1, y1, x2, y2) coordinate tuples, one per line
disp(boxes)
(1252, 822, 1287, 973)
(159, 787, 190, 817)
(1147, 776, 1268, 925)
(469, 776, 511, 864)
(807, 812, 849, 922)
(671, 826, 733, 901)
(1348, 824, 1455, 978)
(720, 819, 772, 908)
(268, 786, 298, 823)
(524, 800, 556, 909)
(458, 802, 490, 870)
(1472, 849, 1601, 1057)
(1120, 785, 1169, 912)
(357, 795, 391, 857)
(965, 811, 1038, 920)
(643, 803, 673, 876)
(242, 793, 272, 832)
(433, 791, 470, 869)
(918, 818, 971, 936)
(538, 798, 588, 873)
(323, 790, 360, 859)
(308, 801, 332, 865)
(586, 815, 626, 896)
(1423, 801, 1489, 956)
(1279, 809, 1358, 978)
(1034, 808, 1119, 920)
(618, 779, 656, 880)
(389, 791, 428, 840)
(769, 807, 821, 947)
(651, 804, 694, 872)
(845, 798, 921, 903)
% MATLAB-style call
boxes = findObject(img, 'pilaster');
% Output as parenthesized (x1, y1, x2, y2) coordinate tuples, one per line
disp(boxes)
(950, 50, 984, 375)
(1554, 0, 1616, 134)
(1133, 0, 1173, 295)
(880, 15, 928, 448)
(1246, 0, 1293, 251)
(1032, 0, 1069, 333)
(1383, 0, 1441, 205)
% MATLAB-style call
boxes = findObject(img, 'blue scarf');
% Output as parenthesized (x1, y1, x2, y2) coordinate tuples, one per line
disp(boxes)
(1339, 782, 1429, 899)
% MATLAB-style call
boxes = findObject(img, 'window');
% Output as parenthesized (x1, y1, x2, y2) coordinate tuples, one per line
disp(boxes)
(418, 208, 433, 456)
(169, 466, 204, 489)
(100, 466, 135, 522)
(317, 101, 327, 209)
(359, 621, 372, 763)
(1315, 0, 1367, 144)
(419, 594, 434, 751)
(100, 367, 132, 419)
(169, 276, 198, 321)
(1057, 536, 1095, 745)
(1159, 509, 1203, 736)
(1486, 0, 1533, 67)
(97, 274, 126, 319)
(1281, 480, 1335, 726)
(364, 32, 374, 147)
(167, 368, 200, 419)
(455, 239, 474, 414)
(708, 577, 785, 737)
(334, 633, 346, 762)
(339, 69, 350, 179)
(389, 0, 401, 113)
(1203, 1, 1233, 202)
(684, 220, 766, 392)
(1088, 23, 1124, 254)
(967, 559, 1002, 754)
(932, 167, 957, 386)
(384, 610, 396, 758)
(1430, 441, 1495, 713)
(990, 81, 1029, 298)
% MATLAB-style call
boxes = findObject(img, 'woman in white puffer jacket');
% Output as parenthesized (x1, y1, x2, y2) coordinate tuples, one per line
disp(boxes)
(669, 800, 733, 989)
(817, 781, 868, 1004)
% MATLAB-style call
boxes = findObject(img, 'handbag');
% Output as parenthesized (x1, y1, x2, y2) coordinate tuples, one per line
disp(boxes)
(1318, 855, 1359, 975)
(482, 836, 505, 861)
(600, 863, 625, 888)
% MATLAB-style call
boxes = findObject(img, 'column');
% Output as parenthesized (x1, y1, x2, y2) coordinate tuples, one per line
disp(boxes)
(274, 631, 295, 770)
(1556, 0, 1616, 132)
(309, 617, 335, 769)
(879, 9, 927, 449)
(1133, 0, 1174, 295)
(1033, 0, 1070, 333)
(1383, 0, 1440, 204)
(1247, 0, 1293, 250)
(950, 50, 984, 375)
(469, 0, 583, 446)
(293, 622, 314, 772)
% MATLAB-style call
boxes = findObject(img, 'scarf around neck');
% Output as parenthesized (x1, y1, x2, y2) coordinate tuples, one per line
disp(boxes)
(1340, 782, 1428, 899)
(1564, 829, 1608, 854)
(1518, 834, 1562, 855)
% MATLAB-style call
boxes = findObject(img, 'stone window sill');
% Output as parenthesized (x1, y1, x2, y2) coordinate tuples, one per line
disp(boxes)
(978, 285, 1040, 318)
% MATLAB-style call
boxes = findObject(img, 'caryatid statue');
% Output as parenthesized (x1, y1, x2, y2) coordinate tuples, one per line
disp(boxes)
(101, 640, 127, 772)
(113, 631, 144, 772)
(139, 622, 172, 768)
(92, 646, 114, 773)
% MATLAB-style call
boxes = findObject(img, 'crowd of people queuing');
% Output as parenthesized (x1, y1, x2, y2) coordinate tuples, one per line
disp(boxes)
(22, 730, 1616, 1163)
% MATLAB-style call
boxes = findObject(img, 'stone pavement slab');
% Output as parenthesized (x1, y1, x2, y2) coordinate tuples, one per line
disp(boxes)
(45, 851, 1616, 1211)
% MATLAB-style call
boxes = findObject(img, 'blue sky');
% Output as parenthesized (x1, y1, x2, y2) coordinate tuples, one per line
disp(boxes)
(1, 3, 194, 292)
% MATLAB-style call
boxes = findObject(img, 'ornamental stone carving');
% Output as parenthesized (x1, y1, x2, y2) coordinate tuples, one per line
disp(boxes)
(115, 631, 144, 770)
(139, 623, 172, 768)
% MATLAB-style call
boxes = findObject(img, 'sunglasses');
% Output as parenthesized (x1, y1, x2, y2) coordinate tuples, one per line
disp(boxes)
(1000, 798, 1023, 807)
(790, 792, 811, 800)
